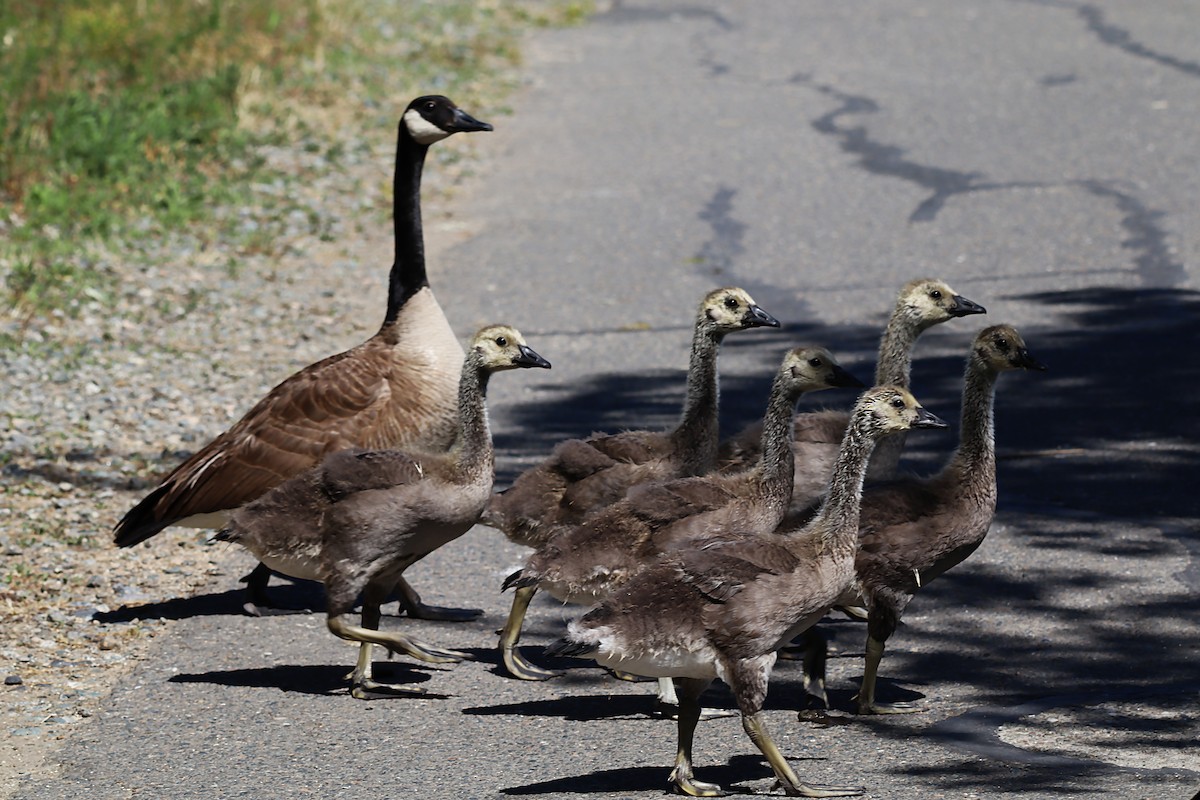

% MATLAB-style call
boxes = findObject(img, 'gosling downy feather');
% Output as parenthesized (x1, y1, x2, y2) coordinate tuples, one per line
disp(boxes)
(719, 278, 984, 506)
(216, 326, 549, 699)
(498, 346, 863, 681)
(482, 287, 780, 549)
(546, 386, 946, 798)
(112, 96, 492, 616)
(796, 324, 1046, 714)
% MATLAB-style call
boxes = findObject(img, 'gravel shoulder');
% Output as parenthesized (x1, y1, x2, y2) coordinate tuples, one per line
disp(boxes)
(0, 112, 492, 796)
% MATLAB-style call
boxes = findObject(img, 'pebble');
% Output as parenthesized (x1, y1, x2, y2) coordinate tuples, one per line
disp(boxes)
(4, 675, 23, 686)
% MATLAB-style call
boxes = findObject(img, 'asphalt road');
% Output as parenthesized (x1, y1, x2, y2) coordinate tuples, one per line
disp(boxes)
(16, 1, 1200, 798)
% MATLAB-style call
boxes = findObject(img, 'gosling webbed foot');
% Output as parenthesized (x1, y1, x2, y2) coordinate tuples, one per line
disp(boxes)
(653, 701, 737, 721)
(350, 677, 428, 700)
(777, 781, 864, 798)
(502, 645, 562, 681)
(668, 768, 725, 797)
(399, 601, 484, 622)
(857, 698, 925, 715)
(394, 577, 482, 621)
(384, 634, 468, 664)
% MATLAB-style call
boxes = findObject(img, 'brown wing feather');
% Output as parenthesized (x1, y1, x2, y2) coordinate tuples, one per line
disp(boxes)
(114, 337, 436, 546)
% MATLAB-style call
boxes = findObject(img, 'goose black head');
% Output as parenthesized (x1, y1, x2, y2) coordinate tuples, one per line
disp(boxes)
(403, 95, 494, 146)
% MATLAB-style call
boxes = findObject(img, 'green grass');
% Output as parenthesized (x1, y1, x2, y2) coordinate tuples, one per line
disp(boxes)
(0, 0, 590, 345)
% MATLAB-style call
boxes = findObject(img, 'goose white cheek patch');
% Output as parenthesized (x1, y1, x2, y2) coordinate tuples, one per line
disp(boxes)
(404, 108, 451, 145)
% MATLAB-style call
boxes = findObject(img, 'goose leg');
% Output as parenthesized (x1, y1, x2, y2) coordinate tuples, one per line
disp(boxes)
(500, 585, 561, 680)
(667, 678, 723, 797)
(394, 574, 483, 621)
(240, 562, 274, 617)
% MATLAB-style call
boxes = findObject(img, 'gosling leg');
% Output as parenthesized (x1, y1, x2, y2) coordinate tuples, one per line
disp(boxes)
(667, 678, 724, 797)
(743, 713, 862, 797)
(328, 614, 466, 666)
(499, 585, 561, 680)
(240, 562, 274, 617)
(655, 678, 737, 721)
(342, 587, 426, 699)
(856, 634, 923, 715)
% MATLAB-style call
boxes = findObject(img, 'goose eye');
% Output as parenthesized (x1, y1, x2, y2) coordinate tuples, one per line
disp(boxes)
(808, 357, 823, 367)
(930, 289, 942, 300)
(495, 336, 508, 347)
(724, 296, 739, 309)
(425, 101, 437, 111)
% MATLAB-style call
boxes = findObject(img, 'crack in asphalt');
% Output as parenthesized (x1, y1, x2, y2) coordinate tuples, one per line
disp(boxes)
(1075, 180, 1188, 288)
(788, 77, 1185, 288)
(1017, 0, 1200, 79)
(1077, 4, 1200, 79)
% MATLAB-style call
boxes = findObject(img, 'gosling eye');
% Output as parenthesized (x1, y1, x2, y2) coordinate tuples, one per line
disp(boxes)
(930, 289, 943, 300)
(891, 397, 905, 409)
(724, 296, 739, 309)
(808, 357, 823, 367)
(995, 337, 1010, 352)
(495, 336, 508, 347)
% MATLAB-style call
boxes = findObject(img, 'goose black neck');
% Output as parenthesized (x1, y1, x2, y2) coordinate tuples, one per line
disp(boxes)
(385, 130, 431, 326)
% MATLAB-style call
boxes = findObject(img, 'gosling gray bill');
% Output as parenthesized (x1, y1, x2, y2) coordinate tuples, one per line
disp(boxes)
(502, 346, 863, 686)
(114, 96, 494, 621)
(216, 326, 549, 699)
(547, 386, 946, 798)
(719, 278, 984, 506)
(795, 324, 1046, 714)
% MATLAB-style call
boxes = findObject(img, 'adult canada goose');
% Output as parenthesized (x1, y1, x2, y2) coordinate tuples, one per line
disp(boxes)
(796, 324, 1046, 714)
(482, 286, 780, 551)
(719, 278, 984, 505)
(501, 346, 864, 682)
(215, 326, 550, 699)
(546, 387, 946, 798)
(113, 96, 492, 617)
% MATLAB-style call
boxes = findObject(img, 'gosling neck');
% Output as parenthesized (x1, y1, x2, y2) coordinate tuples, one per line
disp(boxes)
(868, 310, 920, 479)
(947, 356, 998, 480)
(453, 357, 495, 480)
(812, 416, 878, 552)
(669, 326, 724, 475)
(750, 370, 800, 509)
(383, 125, 431, 328)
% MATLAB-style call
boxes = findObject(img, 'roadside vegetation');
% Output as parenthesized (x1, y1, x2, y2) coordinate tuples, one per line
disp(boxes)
(0, 0, 588, 345)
